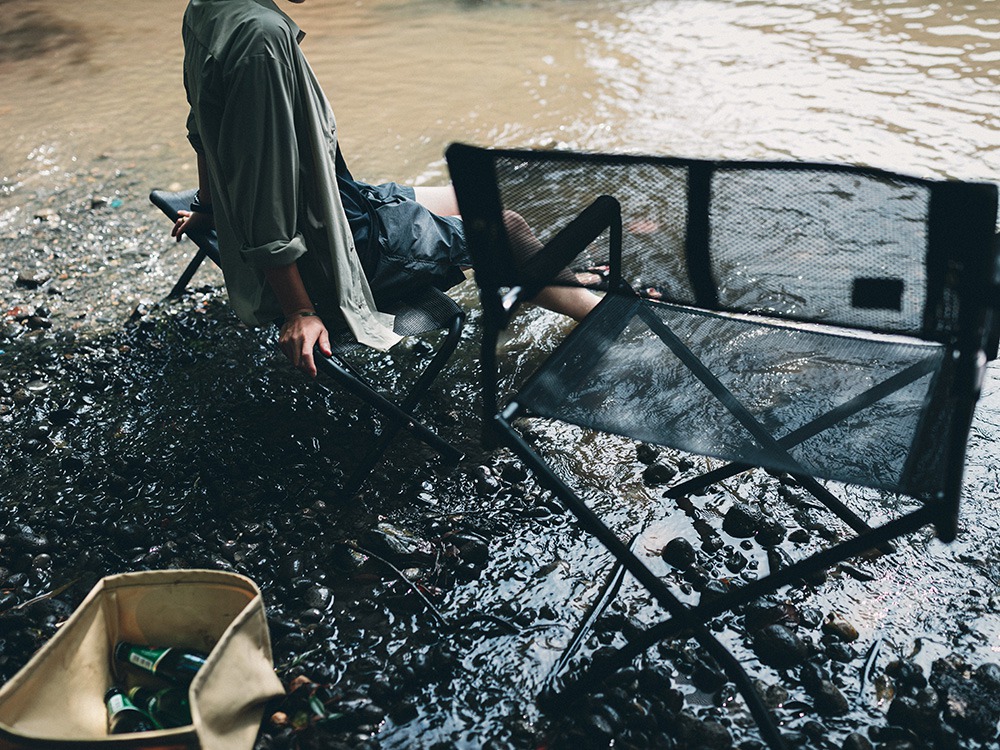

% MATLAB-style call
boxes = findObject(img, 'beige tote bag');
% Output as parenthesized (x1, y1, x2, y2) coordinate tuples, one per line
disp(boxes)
(0, 570, 285, 750)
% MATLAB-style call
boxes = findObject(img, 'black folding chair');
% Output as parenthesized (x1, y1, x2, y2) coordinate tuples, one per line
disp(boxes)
(150, 189, 465, 498)
(446, 143, 999, 748)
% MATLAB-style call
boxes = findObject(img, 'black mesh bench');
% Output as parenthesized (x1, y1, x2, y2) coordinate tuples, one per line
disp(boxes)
(446, 143, 999, 748)
(150, 189, 465, 499)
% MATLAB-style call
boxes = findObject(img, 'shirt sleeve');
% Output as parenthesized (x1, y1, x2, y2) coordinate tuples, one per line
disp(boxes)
(216, 49, 308, 269)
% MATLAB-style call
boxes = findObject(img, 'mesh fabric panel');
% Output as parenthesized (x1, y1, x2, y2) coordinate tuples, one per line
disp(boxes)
(709, 167, 929, 332)
(493, 154, 695, 301)
(517, 296, 949, 497)
(488, 153, 942, 336)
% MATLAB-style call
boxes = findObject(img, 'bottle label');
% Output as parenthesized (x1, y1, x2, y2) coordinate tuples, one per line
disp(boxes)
(107, 694, 128, 715)
(126, 645, 169, 675)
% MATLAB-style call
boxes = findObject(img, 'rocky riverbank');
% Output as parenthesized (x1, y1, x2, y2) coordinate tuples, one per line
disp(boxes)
(3, 169, 1000, 749)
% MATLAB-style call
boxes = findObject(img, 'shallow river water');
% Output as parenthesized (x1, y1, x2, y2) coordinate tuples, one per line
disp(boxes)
(2, 1, 1000, 748)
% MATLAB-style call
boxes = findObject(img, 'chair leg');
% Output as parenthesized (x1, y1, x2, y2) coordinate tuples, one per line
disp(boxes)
(543, 536, 635, 693)
(168, 247, 208, 299)
(496, 411, 940, 748)
(326, 312, 466, 498)
(495, 411, 788, 748)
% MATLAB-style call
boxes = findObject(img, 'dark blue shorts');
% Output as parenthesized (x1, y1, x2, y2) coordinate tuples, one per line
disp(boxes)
(354, 182, 468, 305)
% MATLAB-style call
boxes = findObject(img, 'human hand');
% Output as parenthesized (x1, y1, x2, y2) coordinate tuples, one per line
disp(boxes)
(278, 312, 332, 378)
(171, 209, 214, 241)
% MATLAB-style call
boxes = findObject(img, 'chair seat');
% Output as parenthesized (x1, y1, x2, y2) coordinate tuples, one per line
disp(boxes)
(518, 293, 950, 498)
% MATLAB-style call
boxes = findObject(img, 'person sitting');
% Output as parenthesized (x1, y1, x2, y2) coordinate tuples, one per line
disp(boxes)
(172, 0, 598, 378)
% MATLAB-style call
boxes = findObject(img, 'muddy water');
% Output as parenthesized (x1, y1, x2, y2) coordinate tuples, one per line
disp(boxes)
(2, 0, 1000, 748)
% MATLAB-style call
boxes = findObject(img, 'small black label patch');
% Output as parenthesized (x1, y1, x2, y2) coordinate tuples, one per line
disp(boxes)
(852, 277, 904, 311)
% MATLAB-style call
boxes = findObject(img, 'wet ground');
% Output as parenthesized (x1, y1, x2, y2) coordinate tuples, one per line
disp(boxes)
(3, 152, 1000, 750)
(3, 0, 1000, 748)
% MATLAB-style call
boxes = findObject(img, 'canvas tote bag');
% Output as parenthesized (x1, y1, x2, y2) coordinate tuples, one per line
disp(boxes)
(0, 570, 285, 750)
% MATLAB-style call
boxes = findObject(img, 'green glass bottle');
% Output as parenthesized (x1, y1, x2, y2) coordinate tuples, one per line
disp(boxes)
(127, 685, 193, 729)
(115, 642, 207, 686)
(105, 686, 156, 734)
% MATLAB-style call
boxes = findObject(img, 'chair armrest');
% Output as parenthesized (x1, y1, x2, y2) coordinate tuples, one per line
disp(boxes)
(149, 189, 222, 267)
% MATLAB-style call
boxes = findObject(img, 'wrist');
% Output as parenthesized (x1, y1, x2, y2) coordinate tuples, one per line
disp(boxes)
(189, 189, 213, 215)
(280, 309, 319, 326)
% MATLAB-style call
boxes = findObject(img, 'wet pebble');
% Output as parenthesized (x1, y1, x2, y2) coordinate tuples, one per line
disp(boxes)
(303, 585, 333, 611)
(885, 659, 927, 693)
(886, 686, 940, 735)
(637, 665, 673, 695)
(743, 599, 799, 634)
(297, 607, 323, 624)
(496, 460, 528, 485)
(641, 462, 676, 486)
(837, 561, 875, 582)
(0, 592, 18, 613)
(9, 526, 49, 553)
(474, 465, 502, 496)
(452, 532, 490, 568)
(276, 631, 308, 653)
(582, 710, 614, 739)
(754, 518, 786, 547)
(798, 606, 823, 630)
(841, 732, 873, 750)
(682, 564, 710, 591)
(930, 657, 1000, 742)
(825, 642, 856, 663)
(821, 612, 859, 642)
(675, 711, 733, 749)
(660, 537, 697, 569)
(787, 528, 810, 543)
(721, 503, 762, 538)
(15, 271, 50, 289)
(751, 624, 810, 669)
(267, 617, 298, 639)
(811, 679, 850, 716)
(277, 553, 308, 581)
(691, 656, 727, 693)
(724, 549, 748, 573)
(698, 579, 729, 607)
(635, 443, 660, 465)
(756, 680, 789, 709)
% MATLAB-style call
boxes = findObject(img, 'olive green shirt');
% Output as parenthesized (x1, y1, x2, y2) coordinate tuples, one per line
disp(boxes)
(182, 0, 400, 350)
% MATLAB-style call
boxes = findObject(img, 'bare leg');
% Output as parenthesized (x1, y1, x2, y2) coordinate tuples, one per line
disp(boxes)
(414, 185, 460, 216)
(503, 210, 600, 321)
(415, 185, 599, 321)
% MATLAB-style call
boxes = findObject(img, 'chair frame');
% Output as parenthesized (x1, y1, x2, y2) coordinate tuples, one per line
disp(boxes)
(446, 143, 999, 748)
(150, 189, 465, 499)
